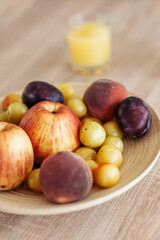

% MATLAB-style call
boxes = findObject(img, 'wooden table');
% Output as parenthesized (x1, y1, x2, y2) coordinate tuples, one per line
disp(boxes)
(0, 0, 160, 239)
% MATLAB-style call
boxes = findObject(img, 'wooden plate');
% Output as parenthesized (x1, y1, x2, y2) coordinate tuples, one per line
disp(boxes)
(0, 83, 160, 215)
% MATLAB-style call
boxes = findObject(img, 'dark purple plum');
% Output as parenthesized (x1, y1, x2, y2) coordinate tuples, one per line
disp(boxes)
(116, 96, 151, 138)
(22, 81, 64, 108)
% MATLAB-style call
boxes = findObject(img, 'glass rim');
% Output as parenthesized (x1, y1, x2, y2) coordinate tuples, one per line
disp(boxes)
(66, 12, 109, 29)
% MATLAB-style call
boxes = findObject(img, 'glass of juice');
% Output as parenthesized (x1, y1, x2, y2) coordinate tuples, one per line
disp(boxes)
(66, 13, 111, 74)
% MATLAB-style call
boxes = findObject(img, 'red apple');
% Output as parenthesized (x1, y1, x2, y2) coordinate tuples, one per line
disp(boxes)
(83, 79, 128, 122)
(0, 122, 34, 190)
(19, 101, 81, 165)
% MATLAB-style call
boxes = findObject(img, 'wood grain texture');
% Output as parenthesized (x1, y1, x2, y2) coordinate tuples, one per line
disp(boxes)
(0, 0, 160, 239)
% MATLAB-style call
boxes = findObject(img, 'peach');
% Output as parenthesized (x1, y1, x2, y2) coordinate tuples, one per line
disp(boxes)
(83, 79, 127, 122)
(39, 152, 93, 204)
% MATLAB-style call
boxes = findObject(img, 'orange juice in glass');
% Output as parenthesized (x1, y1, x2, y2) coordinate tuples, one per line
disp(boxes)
(67, 13, 111, 74)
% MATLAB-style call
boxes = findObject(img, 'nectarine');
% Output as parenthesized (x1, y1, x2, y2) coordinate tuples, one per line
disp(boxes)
(39, 152, 93, 204)
(83, 79, 127, 122)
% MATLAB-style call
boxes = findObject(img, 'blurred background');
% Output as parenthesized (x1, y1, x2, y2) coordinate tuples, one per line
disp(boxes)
(0, 0, 160, 113)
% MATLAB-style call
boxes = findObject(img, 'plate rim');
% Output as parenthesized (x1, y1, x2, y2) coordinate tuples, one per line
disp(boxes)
(0, 89, 160, 215)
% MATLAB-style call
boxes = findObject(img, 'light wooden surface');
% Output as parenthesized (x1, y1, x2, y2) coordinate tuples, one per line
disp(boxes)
(0, 0, 160, 239)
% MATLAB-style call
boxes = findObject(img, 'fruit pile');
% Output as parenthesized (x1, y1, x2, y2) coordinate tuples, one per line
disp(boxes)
(0, 79, 152, 204)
